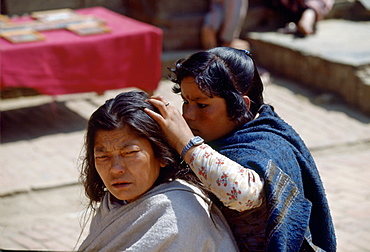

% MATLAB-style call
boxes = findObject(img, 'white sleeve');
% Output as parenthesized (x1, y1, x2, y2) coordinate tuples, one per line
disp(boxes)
(189, 144, 265, 212)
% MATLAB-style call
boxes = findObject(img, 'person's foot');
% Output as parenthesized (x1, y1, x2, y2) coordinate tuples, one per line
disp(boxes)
(297, 8, 316, 35)
(201, 26, 217, 49)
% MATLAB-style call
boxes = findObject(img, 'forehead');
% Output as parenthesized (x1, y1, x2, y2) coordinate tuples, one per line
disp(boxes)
(94, 127, 141, 150)
(180, 77, 229, 107)
(181, 76, 211, 100)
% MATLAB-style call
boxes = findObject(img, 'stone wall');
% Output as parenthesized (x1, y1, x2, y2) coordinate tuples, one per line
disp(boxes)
(123, 0, 208, 51)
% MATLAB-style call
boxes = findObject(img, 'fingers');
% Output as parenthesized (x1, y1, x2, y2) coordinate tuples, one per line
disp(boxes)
(149, 96, 169, 106)
(146, 96, 172, 118)
(144, 96, 173, 127)
(148, 95, 167, 105)
(144, 107, 162, 123)
(145, 96, 195, 154)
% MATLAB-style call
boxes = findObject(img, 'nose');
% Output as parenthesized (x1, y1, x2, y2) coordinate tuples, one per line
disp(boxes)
(110, 156, 126, 174)
(183, 104, 196, 121)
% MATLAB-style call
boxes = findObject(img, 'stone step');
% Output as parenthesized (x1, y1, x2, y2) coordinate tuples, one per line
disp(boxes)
(246, 19, 370, 116)
(161, 17, 370, 116)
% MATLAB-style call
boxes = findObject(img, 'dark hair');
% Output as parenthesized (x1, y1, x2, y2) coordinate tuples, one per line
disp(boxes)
(170, 47, 264, 122)
(80, 91, 194, 207)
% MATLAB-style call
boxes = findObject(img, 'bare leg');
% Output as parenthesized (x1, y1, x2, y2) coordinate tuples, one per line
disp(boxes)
(201, 25, 218, 49)
(219, 0, 248, 45)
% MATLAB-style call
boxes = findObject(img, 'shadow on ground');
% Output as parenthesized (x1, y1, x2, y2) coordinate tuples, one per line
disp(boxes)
(0, 101, 87, 144)
(271, 76, 370, 123)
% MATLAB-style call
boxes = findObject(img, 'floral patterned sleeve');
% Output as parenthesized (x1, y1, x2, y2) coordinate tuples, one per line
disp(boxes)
(189, 144, 265, 212)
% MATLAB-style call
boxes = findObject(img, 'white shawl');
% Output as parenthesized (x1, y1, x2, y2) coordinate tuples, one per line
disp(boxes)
(79, 180, 238, 252)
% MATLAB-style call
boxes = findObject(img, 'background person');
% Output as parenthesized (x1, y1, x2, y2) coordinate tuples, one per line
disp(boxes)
(146, 47, 336, 251)
(201, 0, 249, 49)
(78, 91, 238, 252)
(268, 0, 334, 35)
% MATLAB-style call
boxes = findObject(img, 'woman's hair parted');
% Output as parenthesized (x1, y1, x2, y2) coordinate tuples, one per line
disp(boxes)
(80, 91, 189, 208)
(170, 47, 264, 122)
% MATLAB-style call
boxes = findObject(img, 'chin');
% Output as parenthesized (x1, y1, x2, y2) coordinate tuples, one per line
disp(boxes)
(201, 135, 212, 142)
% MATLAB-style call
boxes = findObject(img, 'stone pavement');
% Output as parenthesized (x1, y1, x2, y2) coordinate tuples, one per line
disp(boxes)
(1, 76, 369, 251)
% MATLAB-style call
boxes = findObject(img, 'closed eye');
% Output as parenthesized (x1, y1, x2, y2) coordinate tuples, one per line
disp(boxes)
(126, 150, 139, 155)
(182, 95, 208, 108)
(197, 103, 208, 108)
(95, 155, 109, 160)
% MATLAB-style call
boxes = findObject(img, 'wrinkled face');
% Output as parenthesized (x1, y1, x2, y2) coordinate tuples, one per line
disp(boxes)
(94, 126, 162, 202)
(181, 76, 238, 142)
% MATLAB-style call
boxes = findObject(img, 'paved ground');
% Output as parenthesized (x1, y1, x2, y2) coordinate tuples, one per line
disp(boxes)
(1, 76, 370, 251)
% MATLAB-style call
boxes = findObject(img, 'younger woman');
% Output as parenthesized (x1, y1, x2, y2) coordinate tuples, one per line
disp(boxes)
(146, 47, 336, 251)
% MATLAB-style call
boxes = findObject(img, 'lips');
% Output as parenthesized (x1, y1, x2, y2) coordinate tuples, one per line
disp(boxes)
(111, 180, 131, 188)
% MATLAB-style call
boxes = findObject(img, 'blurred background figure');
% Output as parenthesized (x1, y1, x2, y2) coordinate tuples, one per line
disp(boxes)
(268, 0, 334, 35)
(201, 0, 250, 49)
(201, 0, 334, 50)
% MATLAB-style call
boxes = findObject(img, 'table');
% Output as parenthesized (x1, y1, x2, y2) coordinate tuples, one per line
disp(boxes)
(0, 7, 163, 95)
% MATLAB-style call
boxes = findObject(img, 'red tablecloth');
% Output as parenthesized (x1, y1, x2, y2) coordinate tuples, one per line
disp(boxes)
(0, 7, 163, 95)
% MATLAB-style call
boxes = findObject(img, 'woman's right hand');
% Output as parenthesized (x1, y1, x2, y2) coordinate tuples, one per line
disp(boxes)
(145, 96, 194, 155)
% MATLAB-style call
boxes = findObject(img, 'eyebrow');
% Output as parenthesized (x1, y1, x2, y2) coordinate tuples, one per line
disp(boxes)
(94, 147, 107, 153)
(181, 94, 210, 102)
(94, 142, 136, 153)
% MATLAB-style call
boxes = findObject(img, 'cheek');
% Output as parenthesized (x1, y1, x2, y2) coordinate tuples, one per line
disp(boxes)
(147, 160, 161, 179)
(95, 161, 110, 178)
(95, 164, 106, 180)
(202, 107, 222, 122)
(133, 167, 159, 192)
(95, 168, 109, 189)
(132, 155, 160, 180)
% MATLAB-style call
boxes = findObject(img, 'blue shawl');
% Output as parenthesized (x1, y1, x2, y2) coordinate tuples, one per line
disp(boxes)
(209, 105, 336, 251)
